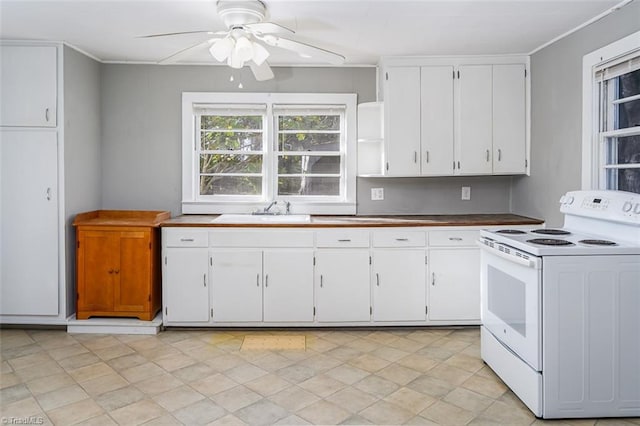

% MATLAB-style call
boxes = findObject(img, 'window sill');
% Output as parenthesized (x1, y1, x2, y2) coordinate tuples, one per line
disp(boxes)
(182, 201, 356, 215)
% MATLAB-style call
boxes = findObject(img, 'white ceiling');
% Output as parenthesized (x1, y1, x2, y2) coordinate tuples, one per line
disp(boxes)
(0, 0, 627, 66)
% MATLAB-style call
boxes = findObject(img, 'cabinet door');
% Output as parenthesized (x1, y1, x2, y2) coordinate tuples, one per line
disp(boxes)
(428, 248, 480, 321)
(384, 67, 421, 176)
(211, 250, 262, 322)
(0, 130, 59, 315)
(77, 231, 117, 313)
(372, 249, 426, 322)
(263, 250, 314, 322)
(493, 64, 526, 174)
(0, 45, 57, 127)
(456, 65, 492, 175)
(421, 66, 454, 176)
(315, 250, 370, 322)
(114, 230, 151, 313)
(164, 248, 209, 323)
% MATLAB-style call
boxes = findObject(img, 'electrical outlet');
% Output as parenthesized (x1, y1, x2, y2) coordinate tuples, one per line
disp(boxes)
(371, 188, 384, 201)
(461, 186, 471, 200)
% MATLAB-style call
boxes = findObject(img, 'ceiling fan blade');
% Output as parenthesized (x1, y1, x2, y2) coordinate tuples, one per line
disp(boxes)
(257, 35, 345, 65)
(248, 61, 275, 81)
(138, 30, 220, 38)
(245, 22, 294, 35)
(158, 39, 214, 65)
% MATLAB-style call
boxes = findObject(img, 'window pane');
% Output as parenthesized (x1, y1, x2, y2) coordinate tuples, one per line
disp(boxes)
(606, 168, 640, 194)
(200, 176, 262, 196)
(200, 154, 262, 174)
(278, 177, 340, 196)
(616, 69, 640, 129)
(201, 115, 262, 130)
(278, 133, 340, 152)
(278, 155, 341, 174)
(605, 135, 640, 165)
(201, 131, 263, 151)
(278, 115, 340, 131)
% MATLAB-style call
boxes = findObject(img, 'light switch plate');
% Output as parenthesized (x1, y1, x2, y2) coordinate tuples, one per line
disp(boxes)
(461, 186, 471, 200)
(371, 188, 384, 201)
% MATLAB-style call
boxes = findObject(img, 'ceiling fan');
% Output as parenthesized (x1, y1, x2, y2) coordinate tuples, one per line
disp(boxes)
(140, 0, 345, 81)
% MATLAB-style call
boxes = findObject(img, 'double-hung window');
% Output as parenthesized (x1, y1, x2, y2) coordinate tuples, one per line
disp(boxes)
(182, 93, 357, 214)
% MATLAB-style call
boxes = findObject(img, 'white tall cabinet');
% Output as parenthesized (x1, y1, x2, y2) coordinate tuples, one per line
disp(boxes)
(0, 42, 69, 324)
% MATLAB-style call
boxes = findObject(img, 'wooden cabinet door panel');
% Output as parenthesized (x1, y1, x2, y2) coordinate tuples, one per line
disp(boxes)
(77, 231, 117, 312)
(115, 231, 150, 312)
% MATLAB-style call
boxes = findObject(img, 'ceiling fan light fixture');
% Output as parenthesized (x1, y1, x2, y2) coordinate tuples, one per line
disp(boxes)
(234, 36, 254, 62)
(209, 37, 234, 62)
(228, 50, 245, 69)
(251, 41, 270, 65)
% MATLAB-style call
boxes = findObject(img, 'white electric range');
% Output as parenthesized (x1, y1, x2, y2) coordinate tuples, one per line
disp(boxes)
(478, 190, 640, 419)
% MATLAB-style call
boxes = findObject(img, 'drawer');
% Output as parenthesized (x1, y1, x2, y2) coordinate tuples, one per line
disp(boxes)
(316, 229, 370, 248)
(163, 229, 208, 247)
(428, 229, 479, 247)
(372, 230, 426, 247)
(209, 230, 313, 247)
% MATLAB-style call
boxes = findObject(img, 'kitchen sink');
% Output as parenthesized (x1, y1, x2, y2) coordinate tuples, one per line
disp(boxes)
(212, 214, 311, 224)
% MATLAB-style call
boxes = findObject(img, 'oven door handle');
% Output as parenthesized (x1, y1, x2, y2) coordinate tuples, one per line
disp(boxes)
(476, 240, 535, 268)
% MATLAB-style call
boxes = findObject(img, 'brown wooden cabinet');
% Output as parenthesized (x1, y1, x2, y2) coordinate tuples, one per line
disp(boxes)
(73, 210, 170, 321)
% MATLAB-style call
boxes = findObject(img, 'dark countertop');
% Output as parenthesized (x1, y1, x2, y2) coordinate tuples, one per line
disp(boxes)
(161, 214, 544, 228)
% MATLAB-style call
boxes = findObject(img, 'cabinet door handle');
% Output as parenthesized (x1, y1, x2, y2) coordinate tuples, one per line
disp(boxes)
(498, 149, 502, 161)
(426, 151, 429, 163)
(114, 269, 119, 274)
(457, 161, 461, 169)
(414, 151, 418, 163)
(432, 272, 436, 286)
(203, 274, 206, 287)
(256, 274, 260, 287)
(45, 108, 50, 122)
(108, 269, 114, 274)
(395, 238, 409, 242)
(376, 273, 380, 286)
(337, 239, 351, 242)
(448, 237, 463, 241)
(320, 275, 323, 288)
(46, 187, 52, 201)
(265, 275, 269, 287)
(180, 238, 194, 242)
(486, 149, 490, 162)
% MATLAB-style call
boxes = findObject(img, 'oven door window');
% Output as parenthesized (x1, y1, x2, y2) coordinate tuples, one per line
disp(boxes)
(488, 266, 527, 337)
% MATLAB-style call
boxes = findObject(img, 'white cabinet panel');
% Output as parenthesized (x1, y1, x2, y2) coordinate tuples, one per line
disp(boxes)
(428, 248, 480, 321)
(372, 249, 426, 322)
(263, 250, 314, 322)
(421, 66, 455, 176)
(211, 250, 262, 322)
(493, 64, 527, 174)
(315, 250, 370, 322)
(163, 248, 209, 322)
(0, 45, 57, 127)
(384, 67, 421, 175)
(1, 130, 58, 315)
(456, 65, 493, 175)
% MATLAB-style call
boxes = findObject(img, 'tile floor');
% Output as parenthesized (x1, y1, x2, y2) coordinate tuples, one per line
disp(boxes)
(1, 326, 639, 425)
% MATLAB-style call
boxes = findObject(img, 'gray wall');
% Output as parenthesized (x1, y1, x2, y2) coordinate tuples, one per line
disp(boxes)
(63, 45, 101, 315)
(100, 65, 376, 216)
(511, 1, 640, 227)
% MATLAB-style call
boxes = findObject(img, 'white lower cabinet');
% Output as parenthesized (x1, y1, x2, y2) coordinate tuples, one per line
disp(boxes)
(163, 248, 209, 323)
(211, 250, 263, 322)
(263, 250, 314, 322)
(428, 248, 480, 321)
(315, 250, 371, 322)
(372, 249, 426, 322)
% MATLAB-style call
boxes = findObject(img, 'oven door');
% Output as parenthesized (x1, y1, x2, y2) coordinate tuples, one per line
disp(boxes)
(479, 240, 542, 371)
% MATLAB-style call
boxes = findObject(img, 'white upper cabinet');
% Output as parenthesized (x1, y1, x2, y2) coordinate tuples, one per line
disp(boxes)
(384, 67, 421, 175)
(421, 66, 455, 176)
(0, 45, 57, 127)
(493, 64, 527, 174)
(455, 65, 493, 175)
(379, 56, 529, 177)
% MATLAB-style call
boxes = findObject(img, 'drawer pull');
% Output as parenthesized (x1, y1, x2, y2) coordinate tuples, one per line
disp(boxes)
(337, 239, 351, 242)
(448, 237, 463, 241)
(180, 238, 195, 242)
(395, 238, 409, 242)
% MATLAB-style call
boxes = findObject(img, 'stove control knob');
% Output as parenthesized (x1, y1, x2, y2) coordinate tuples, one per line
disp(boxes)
(623, 201, 633, 213)
(634, 203, 640, 214)
(566, 196, 574, 205)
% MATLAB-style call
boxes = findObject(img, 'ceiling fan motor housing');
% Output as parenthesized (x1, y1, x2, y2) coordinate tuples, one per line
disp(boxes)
(217, 0, 266, 28)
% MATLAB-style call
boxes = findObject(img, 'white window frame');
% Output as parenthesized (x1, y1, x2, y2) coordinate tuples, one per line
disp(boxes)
(582, 30, 640, 190)
(182, 92, 357, 214)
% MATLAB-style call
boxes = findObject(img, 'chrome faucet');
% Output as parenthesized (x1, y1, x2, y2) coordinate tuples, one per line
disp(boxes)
(263, 200, 278, 213)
